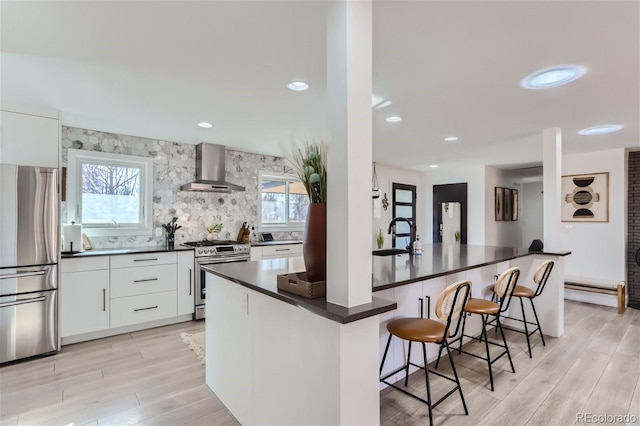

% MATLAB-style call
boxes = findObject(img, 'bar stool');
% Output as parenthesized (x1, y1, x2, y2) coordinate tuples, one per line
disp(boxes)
(379, 280, 472, 426)
(441, 267, 519, 392)
(491, 260, 554, 358)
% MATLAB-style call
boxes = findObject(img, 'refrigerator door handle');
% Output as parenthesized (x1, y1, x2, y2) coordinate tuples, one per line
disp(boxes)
(0, 295, 46, 308)
(0, 271, 46, 280)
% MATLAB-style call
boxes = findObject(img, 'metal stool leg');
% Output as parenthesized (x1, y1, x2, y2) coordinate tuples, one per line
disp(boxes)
(405, 341, 413, 386)
(459, 312, 467, 354)
(530, 297, 546, 347)
(380, 333, 393, 375)
(497, 316, 516, 373)
(519, 296, 532, 358)
(434, 341, 445, 369)
(480, 314, 494, 391)
(445, 340, 468, 415)
(421, 342, 434, 426)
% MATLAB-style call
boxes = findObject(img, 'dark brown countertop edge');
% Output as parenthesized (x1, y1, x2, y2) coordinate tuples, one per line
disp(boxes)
(203, 266, 397, 324)
(372, 250, 572, 292)
(61, 245, 194, 258)
(250, 240, 303, 247)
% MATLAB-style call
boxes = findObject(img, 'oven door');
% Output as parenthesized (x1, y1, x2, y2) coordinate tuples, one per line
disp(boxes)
(195, 256, 248, 320)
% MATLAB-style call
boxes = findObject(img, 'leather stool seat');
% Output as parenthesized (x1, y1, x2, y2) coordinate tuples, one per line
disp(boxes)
(490, 285, 535, 298)
(387, 318, 448, 343)
(465, 298, 499, 315)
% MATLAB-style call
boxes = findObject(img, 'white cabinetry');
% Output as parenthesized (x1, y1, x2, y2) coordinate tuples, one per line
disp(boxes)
(60, 250, 196, 345)
(110, 253, 177, 328)
(0, 107, 59, 168)
(177, 251, 195, 316)
(61, 257, 110, 337)
(251, 243, 302, 260)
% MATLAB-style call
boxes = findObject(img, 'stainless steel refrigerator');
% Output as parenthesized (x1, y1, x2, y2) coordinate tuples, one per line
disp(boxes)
(0, 165, 59, 363)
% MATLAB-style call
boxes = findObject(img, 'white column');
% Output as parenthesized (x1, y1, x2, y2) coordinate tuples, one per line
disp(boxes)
(542, 127, 562, 252)
(326, 0, 373, 307)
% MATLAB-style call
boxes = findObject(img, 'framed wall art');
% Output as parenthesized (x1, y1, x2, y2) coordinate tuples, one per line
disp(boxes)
(503, 188, 511, 221)
(561, 172, 609, 222)
(511, 189, 518, 221)
(495, 187, 503, 221)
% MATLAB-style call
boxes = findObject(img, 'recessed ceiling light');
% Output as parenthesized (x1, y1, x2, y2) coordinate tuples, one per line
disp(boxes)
(520, 65, 586, 89)
(444, 136, 458, 142)
(287, 81, 309, 91)
(197, 122, 213, 128)
(386, 115, 402, 123)
(577, 124, 623, 135)
(429, 164, 439, 168)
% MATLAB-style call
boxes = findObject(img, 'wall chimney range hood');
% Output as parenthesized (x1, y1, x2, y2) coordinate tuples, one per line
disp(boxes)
(180, 143, 245, 193)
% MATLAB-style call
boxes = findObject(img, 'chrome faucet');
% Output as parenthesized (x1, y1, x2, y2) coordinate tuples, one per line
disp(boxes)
(388, 217, 416, 252)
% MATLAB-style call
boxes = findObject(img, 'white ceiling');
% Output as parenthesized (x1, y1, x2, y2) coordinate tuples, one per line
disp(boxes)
(2, 1, 638, 171)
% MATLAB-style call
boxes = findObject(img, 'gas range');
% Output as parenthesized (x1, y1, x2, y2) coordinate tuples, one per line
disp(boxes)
(183, 240, 251, 258)
(183, 240, 251, 320)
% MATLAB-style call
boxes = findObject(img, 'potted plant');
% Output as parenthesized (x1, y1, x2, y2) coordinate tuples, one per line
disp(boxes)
(206, 223, 223, 241)
(283, 138, 327, 282)
(162, 217, 182, 247)
(376, 228, 385, 249)
(454, 230, 461, 242)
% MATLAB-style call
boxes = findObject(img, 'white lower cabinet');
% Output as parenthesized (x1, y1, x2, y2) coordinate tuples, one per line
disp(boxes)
(177, 251, 195, 316)
(61, 250, 195, 344)
(61, 257, 110, 338)
(61, 269, 110, 337)
(251, 243, 302, 260)
(110, 291, 177, 328)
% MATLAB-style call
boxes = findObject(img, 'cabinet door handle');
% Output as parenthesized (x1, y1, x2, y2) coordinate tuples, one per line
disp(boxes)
(134, 305, 158, 312)
(275, 248, 290, 252)
(133, 258, 158, 262)
(189, 268, 192, 296)
(0, 270, 46, 280)
(103, 288, 106, 312)
(133, 278, 158, 283)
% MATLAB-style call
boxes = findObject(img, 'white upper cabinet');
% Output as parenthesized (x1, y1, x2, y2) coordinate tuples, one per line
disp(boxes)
(0, 107, 60, 168)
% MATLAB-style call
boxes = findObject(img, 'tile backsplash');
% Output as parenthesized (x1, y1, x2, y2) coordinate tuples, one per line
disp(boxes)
(61, 126, 300, 248)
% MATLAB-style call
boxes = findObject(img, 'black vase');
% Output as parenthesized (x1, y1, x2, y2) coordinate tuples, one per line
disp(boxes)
(166, 233, 175, 248)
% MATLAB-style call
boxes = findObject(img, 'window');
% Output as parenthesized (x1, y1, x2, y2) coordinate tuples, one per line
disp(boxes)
(259, 171, 308, 231)
(67, 149, 153, 236)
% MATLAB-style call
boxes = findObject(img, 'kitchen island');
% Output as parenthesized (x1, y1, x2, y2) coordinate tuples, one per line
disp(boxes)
(203, 243, 569, 425)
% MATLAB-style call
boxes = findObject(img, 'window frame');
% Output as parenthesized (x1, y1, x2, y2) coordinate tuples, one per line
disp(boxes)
(66, 149, 153, 237)
(258, 170, 307, 232)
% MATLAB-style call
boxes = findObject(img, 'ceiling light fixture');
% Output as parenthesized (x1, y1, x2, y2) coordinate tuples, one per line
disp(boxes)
(386, 115, 402, 123)
(577, 124, 623, 135)
(520, 65, 586, 90)
(197, 122, 213, 128)
(287, 81, 309, 91)
(444, 136, 458, 142)
(429, 164, 439, 168)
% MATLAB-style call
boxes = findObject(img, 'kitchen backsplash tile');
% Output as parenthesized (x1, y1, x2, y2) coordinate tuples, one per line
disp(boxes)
(61, 126, 301, 248)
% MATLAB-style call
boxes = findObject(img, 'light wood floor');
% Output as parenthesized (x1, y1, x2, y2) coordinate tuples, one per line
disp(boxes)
(0, 301, 638, 425)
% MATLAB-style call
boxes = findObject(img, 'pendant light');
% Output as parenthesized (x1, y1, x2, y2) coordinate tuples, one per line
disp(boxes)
(372, 162, 381, 199)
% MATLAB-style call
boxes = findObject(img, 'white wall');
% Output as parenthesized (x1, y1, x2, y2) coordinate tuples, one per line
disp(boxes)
(422, 165, 485, 245)
(562, 148, 626, 281)
(372, 163, 425, 249)
(521, 181, 544, 247)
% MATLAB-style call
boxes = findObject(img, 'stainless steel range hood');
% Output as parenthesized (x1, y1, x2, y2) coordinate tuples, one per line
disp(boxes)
(180, 143, 245, 192)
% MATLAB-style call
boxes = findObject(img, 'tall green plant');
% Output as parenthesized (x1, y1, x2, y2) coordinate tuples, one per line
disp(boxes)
(282, 139, 327, 203)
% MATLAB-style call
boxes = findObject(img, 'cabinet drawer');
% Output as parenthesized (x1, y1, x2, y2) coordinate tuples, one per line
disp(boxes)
(61, 256, 110, 273)
(111, 264, 176, 298)
(110, 252, 176, 269)
(262, 244, 302, 258)
(110, 291, 177, 328)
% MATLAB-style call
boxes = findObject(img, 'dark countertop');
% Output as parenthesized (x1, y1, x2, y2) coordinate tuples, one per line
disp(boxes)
(372, 243, 570, 291)
(202, 258, 397, 324)
(61, 245, 194, 258)
(250, 240, 302, 247)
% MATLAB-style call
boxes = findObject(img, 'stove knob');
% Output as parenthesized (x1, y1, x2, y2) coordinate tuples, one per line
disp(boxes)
(198, 249, 203, 254)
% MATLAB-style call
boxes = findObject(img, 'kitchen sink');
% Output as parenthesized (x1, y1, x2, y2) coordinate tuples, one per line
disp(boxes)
(372, 248, 410, 256)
